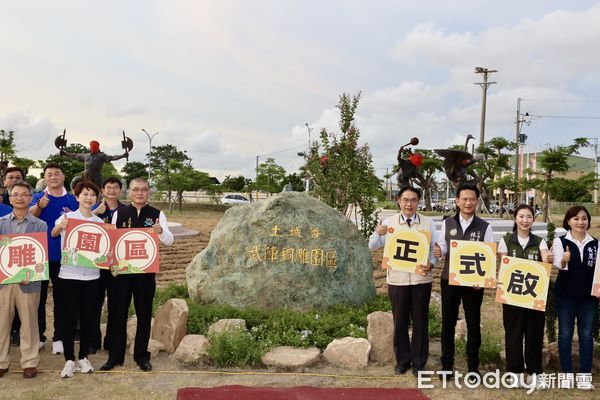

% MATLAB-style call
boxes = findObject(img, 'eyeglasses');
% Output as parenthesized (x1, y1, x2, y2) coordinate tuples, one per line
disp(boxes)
(10, 193, 32, 198)
(104, 185, 121, 191)
(130, 187, 149, 193)
(400, 198, 418, 204)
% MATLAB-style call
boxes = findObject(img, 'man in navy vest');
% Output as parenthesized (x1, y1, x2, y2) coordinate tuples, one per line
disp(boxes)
(434, 183, 493, 382)
(100, 178, 173, 372)
(90, 177, 127, 353)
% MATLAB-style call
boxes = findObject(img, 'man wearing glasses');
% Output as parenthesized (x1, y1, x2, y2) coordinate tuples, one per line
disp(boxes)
(2, 167, 25, 207)
(2, 167, 25, 346)
(0, 182, 47, 379)
(369, 187, 437, 377)
(100, 178, 173, 372)
(90, 177, 126, 353)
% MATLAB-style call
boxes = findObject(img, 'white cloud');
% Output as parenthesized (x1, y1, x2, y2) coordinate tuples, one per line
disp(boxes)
(109, 102, 147, 117)
(0, 112, 57, 160)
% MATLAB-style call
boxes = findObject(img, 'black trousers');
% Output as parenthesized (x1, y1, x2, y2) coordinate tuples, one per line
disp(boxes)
(388, 282, 432, 370)
(440, 278, 484, 371)
(90, 269, 113, 350)
(503, 304, 545, 374)
(39, 261, 63, 342)
(60, 277, 101, 361)
(107, 273, 156, 364)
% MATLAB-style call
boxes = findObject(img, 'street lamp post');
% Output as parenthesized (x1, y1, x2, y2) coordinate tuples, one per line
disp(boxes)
(474, 66, 497, 147)
(141, 129, 159, 184)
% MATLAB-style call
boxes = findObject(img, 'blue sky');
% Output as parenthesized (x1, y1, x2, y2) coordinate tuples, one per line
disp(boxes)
(2, 0, 600, 179)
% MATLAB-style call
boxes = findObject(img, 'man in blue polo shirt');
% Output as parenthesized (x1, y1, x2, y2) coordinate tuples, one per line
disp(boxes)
(30, 163, 78, 354)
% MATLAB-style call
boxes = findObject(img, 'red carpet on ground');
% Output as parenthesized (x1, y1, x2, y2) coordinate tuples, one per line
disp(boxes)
(177, 385, 429, 400)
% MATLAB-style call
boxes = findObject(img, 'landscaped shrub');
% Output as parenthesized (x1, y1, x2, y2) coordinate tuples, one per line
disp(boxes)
(153, 283, 442, 364)
(208, 331, 268, 367)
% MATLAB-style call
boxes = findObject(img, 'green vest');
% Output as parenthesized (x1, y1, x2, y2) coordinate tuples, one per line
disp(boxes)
(502, 232, 543, 261)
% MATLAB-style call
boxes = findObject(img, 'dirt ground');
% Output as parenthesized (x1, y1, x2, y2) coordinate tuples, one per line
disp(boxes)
(1, 206, 598, 400)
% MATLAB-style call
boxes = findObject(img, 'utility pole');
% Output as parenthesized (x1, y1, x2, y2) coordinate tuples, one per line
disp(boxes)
(474, 67, 497, 147)
(255, 155, 259, 182)
(386, 167, 390, 200)
(514, 98, 532, 204)
(305, 123, 312, 192)
(515, 97, 521, 204)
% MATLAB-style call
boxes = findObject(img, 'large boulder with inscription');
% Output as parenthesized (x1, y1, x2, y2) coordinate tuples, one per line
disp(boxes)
(186, 192, 375, 310)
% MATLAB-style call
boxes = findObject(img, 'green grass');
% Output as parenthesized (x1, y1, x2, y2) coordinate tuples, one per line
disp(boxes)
(455, 332, 503, 366)
(153, 283, 443, 366)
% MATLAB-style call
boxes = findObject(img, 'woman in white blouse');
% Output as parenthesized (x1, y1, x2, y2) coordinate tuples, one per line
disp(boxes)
(51, 181, 104, 378)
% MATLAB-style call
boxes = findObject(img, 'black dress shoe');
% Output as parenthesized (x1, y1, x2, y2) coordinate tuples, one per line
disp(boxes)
(394, 364, 409, 375)
(99, 360, 122, 371)
(137, 361, 152, 372)
(467, 370, 481, 384)
(88, 346, 98, 355)
(10, 331, 19, 346)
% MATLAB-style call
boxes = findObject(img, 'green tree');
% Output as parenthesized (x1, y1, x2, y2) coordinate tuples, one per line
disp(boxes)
(487, 174, 517, 218)
(40, 143, 87, 189)
(284, 173, 305, 192)
(222, 175, 246, 191)
(255, 158, 286, 194)
(169, 163, 221, 211)
(471, 137, 515, 211)
(101, 162, 121, 181)
(306, 92, 382, 237)
(148, 144, 191, 208)
(0, 130, 16, 163)
(244, 178, 254, 201)
(549, 172, 596, 202)
(122, 161, 149, 184)
(530, 138, 590, 222)
(1, 130, 37, 176)
(11, 156, 37, 175)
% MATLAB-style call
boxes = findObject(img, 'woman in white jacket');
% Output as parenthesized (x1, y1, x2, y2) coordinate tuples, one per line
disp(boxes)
(51, 181, 104, 378)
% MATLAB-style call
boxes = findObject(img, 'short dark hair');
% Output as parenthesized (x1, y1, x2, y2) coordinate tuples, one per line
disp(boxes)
(456, 183, 480, 199)
(4, 167, 25, 180)
(73, 180, 99, 197)
(102, 176, 123, 189)
(129, 177, 150, 189)
(563, 205, 591, 231)
(396, 186, 422, 200)
(43, 163, 64, 174)
(9, 181, 33, 195)
(512, 204, 535, 232)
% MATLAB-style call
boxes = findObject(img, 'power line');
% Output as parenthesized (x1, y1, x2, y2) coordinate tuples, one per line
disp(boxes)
(259, 144, 305, 157)
(527, 114, 600, 120)
(522, 98, 600, 103)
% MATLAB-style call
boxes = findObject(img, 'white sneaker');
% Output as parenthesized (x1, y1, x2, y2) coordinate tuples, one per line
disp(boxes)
(52, 340, 64, 355)
(60, 360, 78, 378)
(78, 357, 94, 374)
